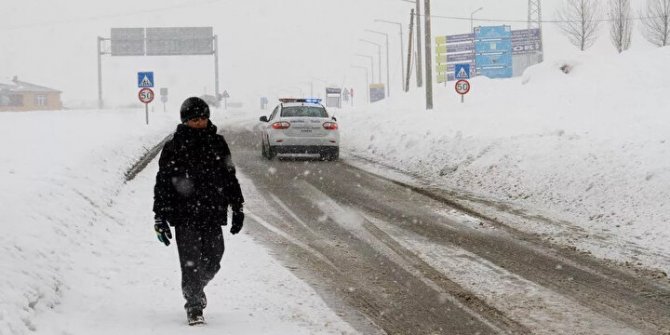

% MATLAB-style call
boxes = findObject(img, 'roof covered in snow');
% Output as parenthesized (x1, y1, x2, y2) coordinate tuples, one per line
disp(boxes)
(0, 77, 61, 94)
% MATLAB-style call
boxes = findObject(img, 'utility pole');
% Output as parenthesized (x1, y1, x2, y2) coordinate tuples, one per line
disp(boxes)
(424, 0, 433, 110)
(406, 9, 415, 92)
(415, 0, 423, 87)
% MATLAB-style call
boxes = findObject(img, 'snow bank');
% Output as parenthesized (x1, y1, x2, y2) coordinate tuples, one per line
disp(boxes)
(339, 47, 670, 274)
(0, 109, 175, 334)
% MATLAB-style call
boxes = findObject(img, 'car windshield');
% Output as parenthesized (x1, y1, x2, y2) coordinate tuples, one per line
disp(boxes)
(281, 106, 328, 118)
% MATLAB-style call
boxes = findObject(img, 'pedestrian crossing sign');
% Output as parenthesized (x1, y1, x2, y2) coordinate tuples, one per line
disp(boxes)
(455, 64, 470, 80)
(138, 72, 154, 88)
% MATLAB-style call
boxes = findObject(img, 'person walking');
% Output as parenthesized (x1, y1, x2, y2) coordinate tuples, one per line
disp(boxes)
(152, 97, 245, 325)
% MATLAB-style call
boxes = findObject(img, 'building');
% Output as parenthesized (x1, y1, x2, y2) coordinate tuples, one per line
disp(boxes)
(0, 76, 63, 111)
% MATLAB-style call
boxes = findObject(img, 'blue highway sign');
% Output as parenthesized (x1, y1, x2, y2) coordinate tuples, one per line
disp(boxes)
(475, 26, 513, 79)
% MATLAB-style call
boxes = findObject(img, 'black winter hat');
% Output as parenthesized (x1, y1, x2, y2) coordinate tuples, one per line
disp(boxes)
(180, 97, 210, 123)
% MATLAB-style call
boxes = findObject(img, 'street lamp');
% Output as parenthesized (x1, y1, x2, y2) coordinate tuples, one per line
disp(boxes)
(365, 29, 391, 98)
(470, 7, 484, 32)
(358, 39, 382, 85)
(355, 54, 375, 84)
(351, 65, 370, 104)
(375, 19, 406, 92)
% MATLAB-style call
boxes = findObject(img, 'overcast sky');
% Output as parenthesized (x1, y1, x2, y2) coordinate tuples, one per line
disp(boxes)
(0, 0, 653, 108)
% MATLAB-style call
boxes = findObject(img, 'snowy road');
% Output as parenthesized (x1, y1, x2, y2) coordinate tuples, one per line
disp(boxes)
(230, 125, 670, 335)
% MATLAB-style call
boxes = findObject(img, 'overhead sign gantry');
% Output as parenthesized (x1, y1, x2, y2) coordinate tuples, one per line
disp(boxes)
(97, 27, 220, 109)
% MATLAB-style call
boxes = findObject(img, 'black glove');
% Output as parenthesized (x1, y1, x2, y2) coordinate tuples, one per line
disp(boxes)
(154, 216, 172, 246)
(230, 207, 244, 235)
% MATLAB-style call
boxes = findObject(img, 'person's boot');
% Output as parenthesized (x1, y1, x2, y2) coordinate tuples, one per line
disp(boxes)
(186, 308, 204, 326)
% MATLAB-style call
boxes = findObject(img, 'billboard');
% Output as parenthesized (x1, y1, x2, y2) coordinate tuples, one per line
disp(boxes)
(111, 28, 145, 56)
(474, 26, 513, 79)
(512, 28, 543, 55)
(325, 87, 342, 108)
(146, 27, 214, 56)
(369, 84, 385, 103)
(435, 27, 542, 81)
(435, 33, 476, 83)
(325, 87, 342, 95)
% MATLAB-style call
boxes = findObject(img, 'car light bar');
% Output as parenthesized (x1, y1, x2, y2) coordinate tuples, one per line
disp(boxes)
(279, 98, 322, 104)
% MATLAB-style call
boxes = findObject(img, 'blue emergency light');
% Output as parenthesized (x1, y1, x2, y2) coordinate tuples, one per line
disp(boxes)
(279, 98, 322, 104)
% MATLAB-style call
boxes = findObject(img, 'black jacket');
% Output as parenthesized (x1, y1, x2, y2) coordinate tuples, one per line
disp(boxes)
(153, 121, 244, 225)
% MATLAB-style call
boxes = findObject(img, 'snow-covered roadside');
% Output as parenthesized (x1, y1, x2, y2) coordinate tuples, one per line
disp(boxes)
(0, 108, 357, 334)
(338, 47, 670, 275)
(0, 108, 174, 334)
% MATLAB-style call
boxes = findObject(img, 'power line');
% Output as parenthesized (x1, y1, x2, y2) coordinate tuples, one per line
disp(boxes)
(421, 13, 664, 24)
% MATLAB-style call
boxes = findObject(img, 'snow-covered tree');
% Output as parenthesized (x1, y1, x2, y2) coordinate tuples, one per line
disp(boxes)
(557, 0, 602, 51)
(609, 0, 633, 52)
(641, 0, 670, 46)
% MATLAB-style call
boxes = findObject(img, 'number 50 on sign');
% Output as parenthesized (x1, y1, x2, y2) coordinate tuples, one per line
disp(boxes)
(138, 88, 155, 104)
(455, 80, 470, 95)
(455, 80, 470, 103)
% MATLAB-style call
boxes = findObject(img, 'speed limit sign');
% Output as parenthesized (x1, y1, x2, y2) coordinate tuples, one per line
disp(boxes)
(138, 88, 155, 104)
(455, 80, 470, 95)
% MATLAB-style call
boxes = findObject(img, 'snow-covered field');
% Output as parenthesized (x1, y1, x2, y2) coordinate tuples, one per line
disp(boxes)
(0, 109, 358, 334)
(339, 47, 670, 275)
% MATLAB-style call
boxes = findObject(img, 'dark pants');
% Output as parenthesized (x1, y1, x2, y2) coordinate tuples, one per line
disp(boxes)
(175, 223, 225, 310)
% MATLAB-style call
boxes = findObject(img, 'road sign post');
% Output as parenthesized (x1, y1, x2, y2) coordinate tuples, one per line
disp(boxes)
(222, 90, 230, 110)
(455, 79, 470, 103)
(160, 88, 168, 113)
(138, 87, 155, 125)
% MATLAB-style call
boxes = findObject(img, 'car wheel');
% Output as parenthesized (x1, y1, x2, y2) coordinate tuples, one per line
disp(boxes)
(261, 140, 267, 158)
(267, 146, 277, 160)
(321, 148, 339, 161)
(328, 148, 339, 161)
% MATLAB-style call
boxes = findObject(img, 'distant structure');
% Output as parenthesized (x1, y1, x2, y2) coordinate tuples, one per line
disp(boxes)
(528, 0, 543, 61)
(0, 76, 63, 112)
(528, 0, 542, 30)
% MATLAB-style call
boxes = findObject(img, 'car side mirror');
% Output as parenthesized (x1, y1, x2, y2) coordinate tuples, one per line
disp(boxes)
(331, 116, 337, 121)
(259, 116, 268, 122)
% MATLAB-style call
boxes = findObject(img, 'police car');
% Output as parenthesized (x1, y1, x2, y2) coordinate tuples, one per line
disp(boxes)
(259, 98, 339, 160)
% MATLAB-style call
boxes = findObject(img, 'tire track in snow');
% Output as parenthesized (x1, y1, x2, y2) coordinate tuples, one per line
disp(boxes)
(363, 214, 639, 335)
(299, 180, 525, 335)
